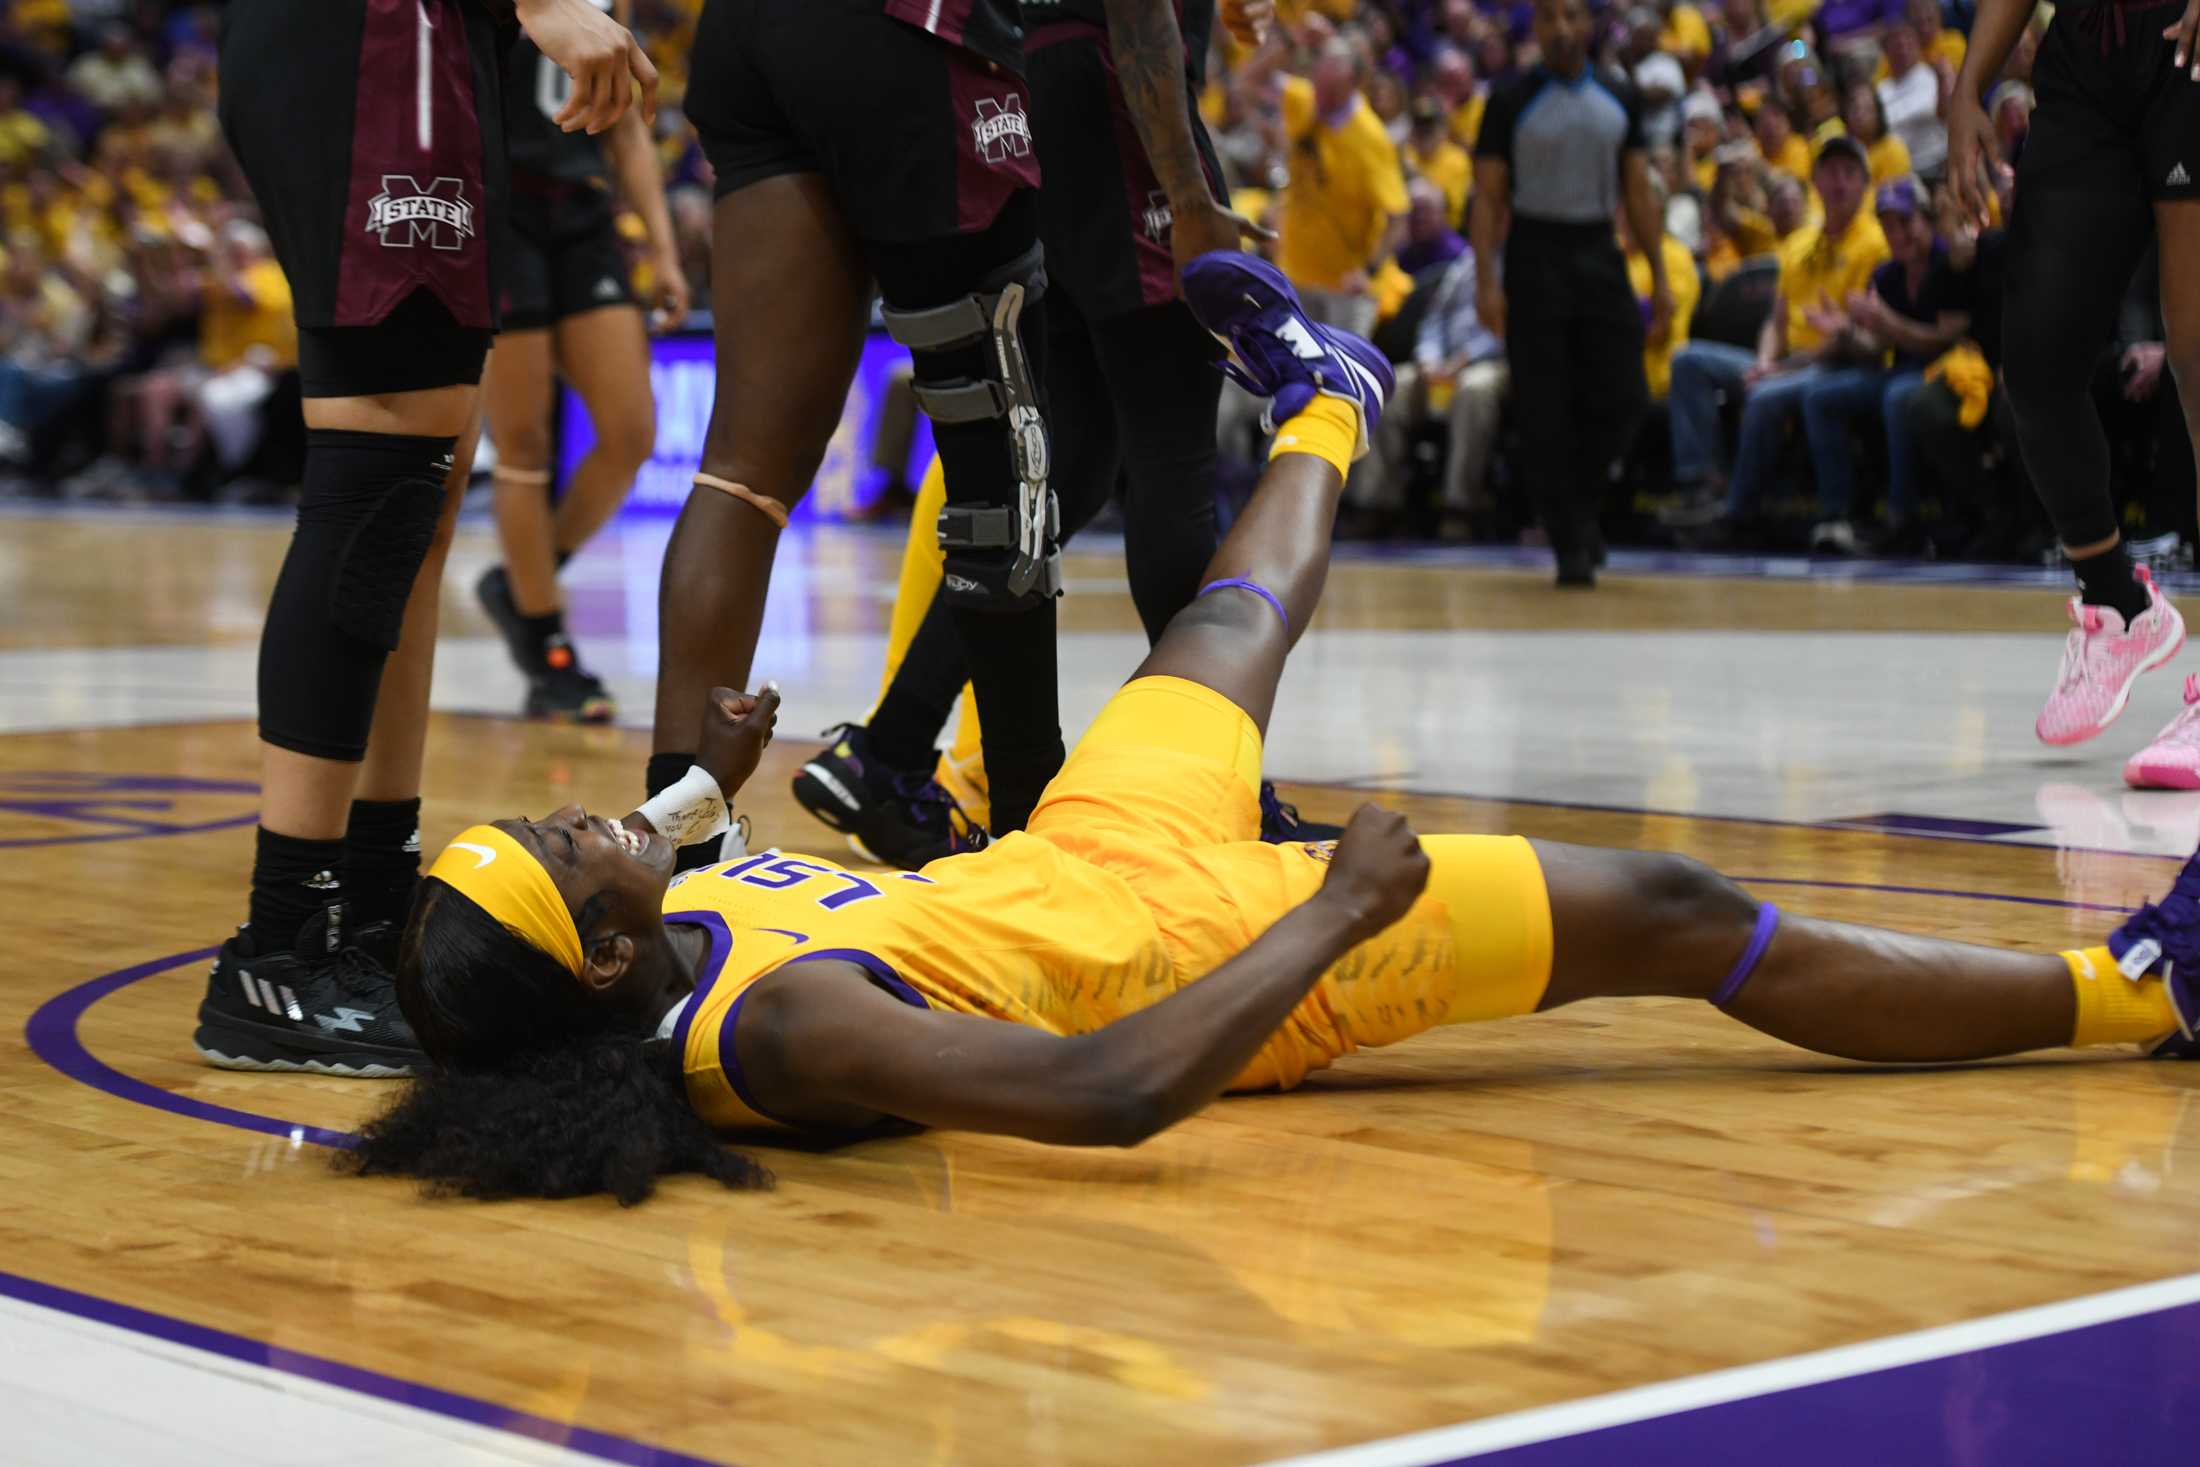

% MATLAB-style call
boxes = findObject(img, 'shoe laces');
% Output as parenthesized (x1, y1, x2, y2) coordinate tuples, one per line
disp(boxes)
(2159, 676, 2200, 746)
(889, 772, 988, 854)
(315, 942, 402, 1012)
(2055, 602, 2116, 691)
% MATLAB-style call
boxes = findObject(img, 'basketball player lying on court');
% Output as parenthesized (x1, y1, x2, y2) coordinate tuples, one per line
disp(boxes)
(353, 255, 2200, 1204)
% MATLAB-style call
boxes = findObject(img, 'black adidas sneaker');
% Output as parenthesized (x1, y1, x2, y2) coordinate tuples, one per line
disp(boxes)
(192, 915, 424, 1078)
(792, 723, 988, 870)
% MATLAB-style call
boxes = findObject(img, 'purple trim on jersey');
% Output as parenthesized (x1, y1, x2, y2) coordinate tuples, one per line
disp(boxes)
(1199, 576, 1291, 634)
(335, 0, 491, 327)
(803, 948, 935, 1011)
(715, 985, 792, 1126)
(1711, 902, 1781, 1008)
(662, 909, 734, 1059)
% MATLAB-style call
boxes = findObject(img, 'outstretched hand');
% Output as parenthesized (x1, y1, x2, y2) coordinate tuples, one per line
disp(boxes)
(1315, 805, 1431, 943)
(517, 0, 658, 134)
(695, 683, 781, 800)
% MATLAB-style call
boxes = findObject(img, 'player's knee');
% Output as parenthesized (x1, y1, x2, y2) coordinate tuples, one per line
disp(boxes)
(495, 423, 553, 478)
(884, 246, 1059, 613)
(1631, 852, 1755, 943)
(594, 404, 656, 474)
(301, 429, 458, 653)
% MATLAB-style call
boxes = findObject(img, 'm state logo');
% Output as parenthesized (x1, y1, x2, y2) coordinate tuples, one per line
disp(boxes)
(364, 175, 476, 251)
(1142, 190, 1174, 242)
(971, 96, 1032, 166)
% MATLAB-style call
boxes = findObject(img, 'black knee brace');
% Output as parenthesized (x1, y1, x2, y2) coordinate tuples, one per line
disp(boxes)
(257, 430, 455, 761)
(881, 245, 1061, 611)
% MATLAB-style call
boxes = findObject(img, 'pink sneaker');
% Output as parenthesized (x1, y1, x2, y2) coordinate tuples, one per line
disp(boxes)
(2036, 568, 2185, 746)
(2127, 676, 2200, 789)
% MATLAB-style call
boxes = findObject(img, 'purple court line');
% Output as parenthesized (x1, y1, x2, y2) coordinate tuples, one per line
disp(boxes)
(1732, 876, 2133, 913)
(0, 1268, 729, 1467)
(23, 948, 357, 1149)
(0, 811, 258, 851)
(1322, 779, 2191, 865)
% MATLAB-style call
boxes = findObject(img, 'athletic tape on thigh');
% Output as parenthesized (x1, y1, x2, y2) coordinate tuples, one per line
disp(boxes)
(1197, 577, 1290, 635)
(1711, 903, 1781, 1008)
(694, 473, 790, 529)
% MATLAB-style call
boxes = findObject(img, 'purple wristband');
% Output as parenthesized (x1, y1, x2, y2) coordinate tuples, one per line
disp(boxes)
(1198, 577, 1289, 634)
(1711, 903, 1781, 1008)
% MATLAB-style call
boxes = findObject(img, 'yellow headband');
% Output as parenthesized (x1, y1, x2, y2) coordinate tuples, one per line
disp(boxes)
(425, 824, 587, 976)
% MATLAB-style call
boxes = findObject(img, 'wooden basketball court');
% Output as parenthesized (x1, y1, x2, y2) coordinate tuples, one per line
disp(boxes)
(5, 508, 2196, 1465)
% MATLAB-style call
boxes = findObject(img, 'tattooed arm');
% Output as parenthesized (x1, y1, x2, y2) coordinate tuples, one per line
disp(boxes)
(1103, 0, 1269, 273)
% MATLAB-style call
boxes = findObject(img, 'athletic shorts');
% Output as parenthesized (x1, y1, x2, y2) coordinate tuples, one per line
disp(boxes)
(219, 0, 507, 392)
(685, 0, 1041, 242)
(1028, 23, 1226, 319)
(1028, 676, 1556, 1091)
(2020, 0, 2200, 204)
(500, 176, 637, 331)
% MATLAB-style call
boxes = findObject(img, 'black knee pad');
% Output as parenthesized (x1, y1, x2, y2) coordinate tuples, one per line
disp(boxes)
(883, 246, 1061, 612)
(257, 430, 454, 761)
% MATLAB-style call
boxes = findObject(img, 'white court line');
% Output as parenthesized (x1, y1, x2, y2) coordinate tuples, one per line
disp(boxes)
(1264, 1272, 2200, 1466)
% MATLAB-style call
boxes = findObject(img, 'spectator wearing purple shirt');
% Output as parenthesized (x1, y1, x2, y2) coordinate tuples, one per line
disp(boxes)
(1397, 178, 1471, 273)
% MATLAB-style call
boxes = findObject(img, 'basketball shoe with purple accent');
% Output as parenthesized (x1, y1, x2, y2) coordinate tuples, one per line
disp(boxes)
(2126, 675, 2200, 789)
(2105, 847, 2200, 1057)
(2036, 567, 2184, 746)
(1178, 252, 1392, 456)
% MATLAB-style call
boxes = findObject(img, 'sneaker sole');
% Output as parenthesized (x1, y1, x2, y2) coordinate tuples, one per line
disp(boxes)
(194, 1014, 420, 1078)
(2124, 760, 2200, 790)
(2037, 620, 2187, 746)
(193, 1041, 413, 1079)
(792, 764, 861, 831)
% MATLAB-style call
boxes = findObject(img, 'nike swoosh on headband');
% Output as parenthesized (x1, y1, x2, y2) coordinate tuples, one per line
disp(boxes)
(451, 842, 497, 869)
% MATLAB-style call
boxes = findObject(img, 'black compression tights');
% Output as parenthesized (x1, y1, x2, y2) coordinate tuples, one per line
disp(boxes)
(2002, 187, 2157, 549)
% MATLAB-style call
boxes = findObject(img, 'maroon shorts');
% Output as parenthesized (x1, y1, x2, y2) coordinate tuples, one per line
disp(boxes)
(686, 0, 1040, 244)
(219, 0, 509, 357)
(1028, 22, 1224, 320)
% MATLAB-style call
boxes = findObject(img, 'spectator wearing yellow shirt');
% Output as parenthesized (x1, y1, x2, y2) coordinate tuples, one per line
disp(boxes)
(1683, 91, 1725, 190)
(1622, 189, 1701, 400)
(1753, 100, 1811, 184)
(1841, 82, 1911, 187)
(193, 222, 297, 477)
(1664, 135, 1889, 532)
(0, 78, 51, 168)
(1429, 48, 1487, 150)
(1403, 97, 1471, 227)
(1277, 43, 1410, 335)
(1874, 0, 1966, 81)
(1661, 1, 1715, 66)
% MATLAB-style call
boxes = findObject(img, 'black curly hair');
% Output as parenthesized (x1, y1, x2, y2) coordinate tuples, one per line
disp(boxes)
(340, 877, 772, 1205)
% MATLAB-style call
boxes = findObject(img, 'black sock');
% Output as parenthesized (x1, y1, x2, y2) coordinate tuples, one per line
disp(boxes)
(2070, 543, 2149, 624)
(647, 751, 694, 799)
(519, 609, 564, 657)
(248, 827, 344, 956)
(345, 797, 422, 934)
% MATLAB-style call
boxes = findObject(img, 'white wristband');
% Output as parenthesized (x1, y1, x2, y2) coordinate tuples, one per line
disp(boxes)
(636, 764, 730, 847)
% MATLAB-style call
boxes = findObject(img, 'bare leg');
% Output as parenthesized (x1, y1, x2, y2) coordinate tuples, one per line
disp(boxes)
(2154, 200, 2200, 531)
(548, 304, 655, 555)
(1134, 450, 1344, 738)
(1531, 842, 2081, 1061)
(479, 332, 561, 616)
(652, 173, 868, 755)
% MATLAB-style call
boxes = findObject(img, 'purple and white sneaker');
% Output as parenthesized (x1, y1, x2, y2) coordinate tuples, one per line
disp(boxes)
(1179, 251, 1393, 459)
(2105, 846, 2200, 1057)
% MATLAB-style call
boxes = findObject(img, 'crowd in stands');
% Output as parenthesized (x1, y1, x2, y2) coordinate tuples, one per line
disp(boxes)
(2, 0, 2189, 565)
